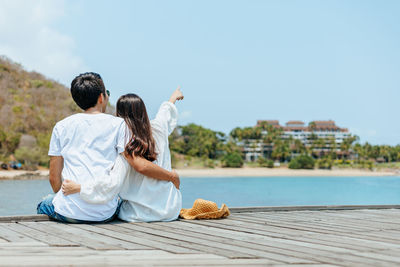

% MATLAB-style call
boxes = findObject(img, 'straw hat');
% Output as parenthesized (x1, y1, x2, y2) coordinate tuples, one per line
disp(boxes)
(180, 199, 230, 220)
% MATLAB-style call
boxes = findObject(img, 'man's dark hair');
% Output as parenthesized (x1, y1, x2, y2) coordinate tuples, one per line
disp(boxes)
(70, 72, 106, 110)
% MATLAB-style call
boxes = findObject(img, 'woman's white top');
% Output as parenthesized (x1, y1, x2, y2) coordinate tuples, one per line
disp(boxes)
(79, 101, 182, 222)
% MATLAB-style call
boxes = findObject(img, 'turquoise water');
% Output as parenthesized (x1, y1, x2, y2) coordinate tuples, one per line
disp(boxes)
(0, 176, 399, 216)
(181, 177, 400, 208)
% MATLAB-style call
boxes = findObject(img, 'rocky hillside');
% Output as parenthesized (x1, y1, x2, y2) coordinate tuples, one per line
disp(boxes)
(0, 56, 80, 168)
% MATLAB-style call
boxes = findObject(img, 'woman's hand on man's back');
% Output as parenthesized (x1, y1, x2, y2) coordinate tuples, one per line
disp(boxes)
(62, 179, 81, 196)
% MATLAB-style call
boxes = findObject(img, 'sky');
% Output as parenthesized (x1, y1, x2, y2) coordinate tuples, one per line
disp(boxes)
(1, 0, 399, 145)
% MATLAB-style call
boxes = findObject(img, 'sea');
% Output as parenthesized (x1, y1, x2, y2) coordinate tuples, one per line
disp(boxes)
(0, 176, 399, 216)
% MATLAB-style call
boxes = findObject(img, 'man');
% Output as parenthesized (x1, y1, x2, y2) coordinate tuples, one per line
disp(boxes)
(37, 72, 179, 223)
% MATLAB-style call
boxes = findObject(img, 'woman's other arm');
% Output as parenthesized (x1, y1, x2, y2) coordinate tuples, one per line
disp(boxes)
(152, 86, 183, 138)
(62, 154, 129, 203)
(124, 153, 180, 189)
(126, 86, 183, 189)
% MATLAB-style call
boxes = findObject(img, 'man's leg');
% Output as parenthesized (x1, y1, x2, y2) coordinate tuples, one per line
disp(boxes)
(37, 194, 56, 218)
(37, 195, 84, 223)
(37, 195, 121, 224)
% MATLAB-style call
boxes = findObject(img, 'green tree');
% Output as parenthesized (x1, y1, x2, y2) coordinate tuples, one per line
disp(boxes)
(272, 139, 290, 162)
(316, 157, 333, 169)
(292, 139, 306, 154)
(258, 157, 274, 168)
(222, 152, 243, 168)
(170, 124, 226, 159)
(289, 155, 315, 169)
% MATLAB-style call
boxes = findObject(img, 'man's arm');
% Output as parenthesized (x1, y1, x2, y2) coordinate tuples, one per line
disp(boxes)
(124, 153, 180, 189)
(49, 156, 63, 193)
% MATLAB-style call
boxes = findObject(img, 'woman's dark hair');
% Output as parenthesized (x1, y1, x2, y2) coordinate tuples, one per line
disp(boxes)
(117, 94, 157, 161)
(71, 72, 106, 110)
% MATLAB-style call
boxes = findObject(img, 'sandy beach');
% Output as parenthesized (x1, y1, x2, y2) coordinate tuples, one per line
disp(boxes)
(0, 170, 49, 180)
(176, 168, 399, 177)
(0, 168, 398, 180)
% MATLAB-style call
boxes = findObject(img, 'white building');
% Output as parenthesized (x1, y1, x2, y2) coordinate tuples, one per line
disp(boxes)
(244, 120, 352, 162)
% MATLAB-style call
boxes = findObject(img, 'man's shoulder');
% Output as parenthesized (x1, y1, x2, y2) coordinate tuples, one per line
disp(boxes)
(55, 113, 124, 127)
(103, 114, 125, 125)
(54, 113, 81, 129)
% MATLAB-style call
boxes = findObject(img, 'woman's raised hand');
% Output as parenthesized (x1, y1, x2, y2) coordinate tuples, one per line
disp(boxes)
(169, 86, 184, 104)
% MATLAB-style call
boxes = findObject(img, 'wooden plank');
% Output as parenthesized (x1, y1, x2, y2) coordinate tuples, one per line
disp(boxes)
(5, 223, 79, 247)
(232, 213, 392, 233)
(184, 217, 400, 249)
(218, 216, 380, 236)
(0, 242, 49, 248)
(322, 211, 400, 225)
(0, 251, 220, 265)
(243, 211, 400, 237)
(187, 216, 345, 236)
(356, 209, 400, 215)
(117, 222, 322, 264)
(370, 249, 400, 258)
(0, 208, 399, 266)
(232, 213, 382, 232)
(227, 216, 400, 245)
(0, 224, 45, 244)
(277, 211, 400, 228)
(229, 205, 400, 213)
(43, 222, 150, 250)
(0, 256, 280, 266)
(0, 206, 398, 222)
(112, 223, 260, 260)
(154, 221, 399, 266)
(176, 219, 400, 252)
(289, 231, 400, 252)
(76, 223, 197, 254)
(21, 221, 127, 250)
(0, 214, 50, 223)
(246, 211, 400, 229)
(228, 217, 400, 251)
(0, 246, 95, 256)
(183, 218, 319, 238)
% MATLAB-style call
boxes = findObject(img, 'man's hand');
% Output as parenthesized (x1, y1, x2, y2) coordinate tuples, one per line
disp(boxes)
(169, 86, 184, 104)
(170, 170, 180, 190)
(62, 179, 81, 196)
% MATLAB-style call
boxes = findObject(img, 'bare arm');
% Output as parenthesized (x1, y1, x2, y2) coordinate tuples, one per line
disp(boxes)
(49, 156, 63, 193)
(124, 153, 180, 189)
(169, 86, 184, 104)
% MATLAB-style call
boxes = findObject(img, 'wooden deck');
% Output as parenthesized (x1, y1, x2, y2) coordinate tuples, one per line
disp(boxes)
(1, 206, 400, 266)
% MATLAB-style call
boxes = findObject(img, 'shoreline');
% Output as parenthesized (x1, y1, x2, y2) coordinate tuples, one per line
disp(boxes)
(0, 168, 398, 180)
(0, 170, 49, 180)
(176, 167, 399, 177)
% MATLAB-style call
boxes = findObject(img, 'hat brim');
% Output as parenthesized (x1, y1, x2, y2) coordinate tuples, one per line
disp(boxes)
(180, 204, 230, 220)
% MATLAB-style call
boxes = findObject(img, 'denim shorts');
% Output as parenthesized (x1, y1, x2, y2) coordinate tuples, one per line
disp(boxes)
(37, 194, 121, 224)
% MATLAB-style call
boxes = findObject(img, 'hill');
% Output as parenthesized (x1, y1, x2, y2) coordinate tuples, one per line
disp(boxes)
(0, 56, 80, 168)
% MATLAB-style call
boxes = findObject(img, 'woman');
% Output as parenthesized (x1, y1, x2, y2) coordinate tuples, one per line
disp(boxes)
(62, 87, 184, 222)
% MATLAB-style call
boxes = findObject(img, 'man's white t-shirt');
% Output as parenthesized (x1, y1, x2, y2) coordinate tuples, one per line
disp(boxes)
(48, 113, 126, 221)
